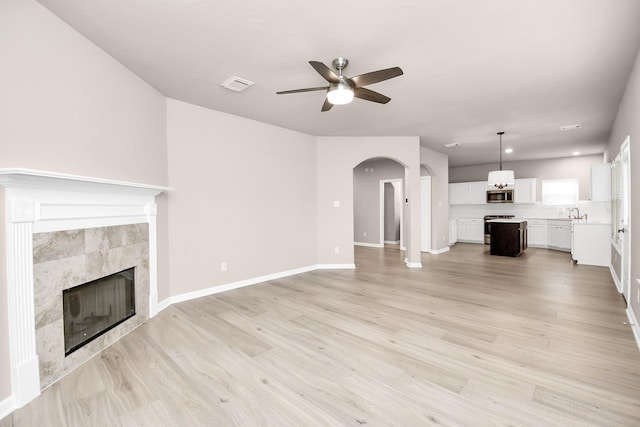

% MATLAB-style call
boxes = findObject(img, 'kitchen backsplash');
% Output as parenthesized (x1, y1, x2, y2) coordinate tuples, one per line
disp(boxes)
(449, 201, 611, 223)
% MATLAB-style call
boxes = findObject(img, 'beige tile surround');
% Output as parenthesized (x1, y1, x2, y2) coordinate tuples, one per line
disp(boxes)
(32, 224, 150, 389)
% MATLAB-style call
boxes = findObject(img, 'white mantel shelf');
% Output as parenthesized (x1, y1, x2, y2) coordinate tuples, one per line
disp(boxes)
(0, 168, 172, 194)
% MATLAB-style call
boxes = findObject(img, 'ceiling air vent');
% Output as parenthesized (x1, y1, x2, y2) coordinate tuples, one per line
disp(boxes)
(444, 142, 460, 148)
(220, 76, 254, 92)
(559, 123, 582, 131)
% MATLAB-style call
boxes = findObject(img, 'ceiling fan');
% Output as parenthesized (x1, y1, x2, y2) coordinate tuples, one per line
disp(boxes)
(276, 58, 403, 112)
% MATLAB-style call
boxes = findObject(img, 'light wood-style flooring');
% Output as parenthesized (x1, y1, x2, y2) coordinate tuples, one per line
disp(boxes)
(2, 244, 640, 426)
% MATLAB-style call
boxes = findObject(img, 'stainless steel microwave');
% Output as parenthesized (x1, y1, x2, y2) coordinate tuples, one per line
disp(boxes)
(487, 189, 514, 203)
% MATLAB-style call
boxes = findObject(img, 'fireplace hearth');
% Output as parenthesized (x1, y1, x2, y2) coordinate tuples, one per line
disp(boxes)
(63, 267, 136, 355)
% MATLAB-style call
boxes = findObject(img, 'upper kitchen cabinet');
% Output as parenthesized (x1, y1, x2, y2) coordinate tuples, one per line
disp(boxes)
(514, 178, 537, 204)
(591, 163, 611, 202)
(449, 181, 487, 205)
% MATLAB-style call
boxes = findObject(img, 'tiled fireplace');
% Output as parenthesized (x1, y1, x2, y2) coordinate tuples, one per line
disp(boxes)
(0, 169, 168, 409)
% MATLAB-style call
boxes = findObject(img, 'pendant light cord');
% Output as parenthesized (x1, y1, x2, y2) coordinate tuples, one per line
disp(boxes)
(497, 131, 504, 171)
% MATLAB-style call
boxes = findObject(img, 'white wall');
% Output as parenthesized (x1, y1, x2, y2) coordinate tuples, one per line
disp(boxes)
(449, 155, 605, 201)
(606, 46, 640, 329)
(317, 137, 422, 266)
(0, 0, 168, 405)
(165, 99, 318, 296)
(420, 146, 449, 252)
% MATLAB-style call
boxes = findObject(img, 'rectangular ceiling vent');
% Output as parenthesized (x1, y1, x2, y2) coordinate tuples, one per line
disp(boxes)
(221, 76, 254, 92)
(559, 123, 582, 131)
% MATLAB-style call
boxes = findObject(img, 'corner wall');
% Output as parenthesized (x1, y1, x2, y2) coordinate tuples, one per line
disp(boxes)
(606, 46, 640, 336)
(0, 0, 168, 409)
(165, 99, 318, 297)
(420, 146, 449, 252)
(316, 137, 422, 267)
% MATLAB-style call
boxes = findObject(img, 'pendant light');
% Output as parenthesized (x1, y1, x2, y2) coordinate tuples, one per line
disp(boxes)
(487, 131, 515, 189)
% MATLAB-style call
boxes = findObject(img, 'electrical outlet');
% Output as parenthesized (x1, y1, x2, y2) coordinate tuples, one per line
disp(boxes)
(221, 262, 227, 272)
(363, 231, 367, 237)
(334, 246, 340, 254)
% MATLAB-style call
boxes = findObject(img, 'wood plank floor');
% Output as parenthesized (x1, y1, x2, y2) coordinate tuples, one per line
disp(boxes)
(3, 244, 640, 426)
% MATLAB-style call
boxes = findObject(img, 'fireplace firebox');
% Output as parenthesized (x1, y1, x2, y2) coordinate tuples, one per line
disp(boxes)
(63, 267, 136, 355)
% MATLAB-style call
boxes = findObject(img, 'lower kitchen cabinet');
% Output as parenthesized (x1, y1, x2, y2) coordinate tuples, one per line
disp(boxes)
(572, 223, 611, 266)
(527, 219, 547, 247)
(547, 220, 572, 251)
(457, 218, 484, 243)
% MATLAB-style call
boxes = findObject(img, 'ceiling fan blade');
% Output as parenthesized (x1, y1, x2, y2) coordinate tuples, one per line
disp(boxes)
(350, 67, 403, 88)
(276, 86, 328, 95)
(353, 87, 391, 104)
(321, 98, 334, 112)
(309, 61, 340, 83)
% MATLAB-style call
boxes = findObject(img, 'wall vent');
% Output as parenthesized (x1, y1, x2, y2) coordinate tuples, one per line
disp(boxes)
(221, 76, 254, 92)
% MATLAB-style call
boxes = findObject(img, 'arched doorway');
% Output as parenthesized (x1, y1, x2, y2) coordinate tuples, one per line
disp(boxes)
(353, 157, 407, 259)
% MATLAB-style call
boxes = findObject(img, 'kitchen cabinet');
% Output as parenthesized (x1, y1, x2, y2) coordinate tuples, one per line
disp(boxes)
(572, 223, 611, 266)
(449, 219, 457, 245)
(489, 220, 527, 257)
(527, 219, 547, 247)
(449, 182, 487, 205)
(515, 178, 537, 204)
(591, 163, 611, 202)
(457, 218, 484, 243)
(547, 220, 571, 251)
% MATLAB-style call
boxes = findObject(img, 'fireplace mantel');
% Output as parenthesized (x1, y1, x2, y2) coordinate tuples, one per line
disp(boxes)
(0, 168, 169, 411)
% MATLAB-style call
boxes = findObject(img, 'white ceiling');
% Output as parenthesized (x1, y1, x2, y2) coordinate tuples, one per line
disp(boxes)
(36, 0, 640, 167)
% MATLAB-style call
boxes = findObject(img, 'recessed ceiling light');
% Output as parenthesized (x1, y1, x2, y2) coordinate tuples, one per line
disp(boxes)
(443, 142, 460, 148)
(572, 151, 580, 156)
(560, 123, 582, 131)
(504, 148, 513, 153)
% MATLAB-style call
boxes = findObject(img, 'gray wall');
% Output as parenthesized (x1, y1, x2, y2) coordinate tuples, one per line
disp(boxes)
(449, 154, 605, 201)
(166, 99, 318, 295)
(0, 0, 169, 403)
(606, 46, 640, 326)
(353, 159, 405, 245)
(384, 183, 402, 242)
(420, 146, 450, 251)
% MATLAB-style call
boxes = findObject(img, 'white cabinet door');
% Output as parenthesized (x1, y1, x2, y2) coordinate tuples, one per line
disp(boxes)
(591, 164, 611, 202)
(467, 182, 488, 205)
(466, 218, 484, 242)
(547, 221, 571, 251)
(456, 218, 467, 241)
(449, 220, 457, 245)
(515, 178, 537, 204)
(527, 219, 547, 247)
(449, 183, 469, 205)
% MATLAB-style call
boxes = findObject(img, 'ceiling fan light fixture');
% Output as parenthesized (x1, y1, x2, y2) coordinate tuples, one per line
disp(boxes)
(326, 82, 354, 105)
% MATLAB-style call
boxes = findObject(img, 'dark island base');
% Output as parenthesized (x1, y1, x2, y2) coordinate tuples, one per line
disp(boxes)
(490, 221, 528, 257)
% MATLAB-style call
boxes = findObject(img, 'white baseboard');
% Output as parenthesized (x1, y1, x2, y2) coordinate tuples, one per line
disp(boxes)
(384, 240, 400, 245)
(354, 242, 383, 248)
(426, 247, 450, 255)
(406, 261, 423, 268)
(609, 265, 622, 293)
(627, 305, 640, 351)
(158, 263, 357, 310)
(0, 395, 16, 422)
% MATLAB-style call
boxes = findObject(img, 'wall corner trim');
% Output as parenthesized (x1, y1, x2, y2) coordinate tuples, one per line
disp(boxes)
(428, 247, 450, 255)
(0, 395, 16, 422)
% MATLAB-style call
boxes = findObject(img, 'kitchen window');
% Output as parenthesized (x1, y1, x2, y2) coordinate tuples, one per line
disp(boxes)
(541, 179, 579, 205)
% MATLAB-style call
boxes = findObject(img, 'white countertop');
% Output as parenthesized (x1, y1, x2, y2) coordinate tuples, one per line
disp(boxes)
(487, 219, 527, 223)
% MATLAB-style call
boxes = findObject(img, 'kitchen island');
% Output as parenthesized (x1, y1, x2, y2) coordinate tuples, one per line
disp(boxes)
(488, 219, 528, 257)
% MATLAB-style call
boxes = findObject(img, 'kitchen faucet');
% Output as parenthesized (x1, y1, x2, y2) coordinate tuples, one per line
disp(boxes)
(569, 207, 580, 219)
(569, 207, 587, 221)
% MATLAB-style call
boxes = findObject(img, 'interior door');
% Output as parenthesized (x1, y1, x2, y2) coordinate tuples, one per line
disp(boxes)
(620, 138, 631, 303)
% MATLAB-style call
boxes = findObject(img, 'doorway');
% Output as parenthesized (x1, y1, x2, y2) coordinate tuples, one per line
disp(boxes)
(615, 136, 631, 303)
(380, 179, 403, 248)
(421, 176, 432, 252)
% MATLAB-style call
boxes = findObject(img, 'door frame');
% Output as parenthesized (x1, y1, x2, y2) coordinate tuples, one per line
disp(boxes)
(420, 176, 432, 252)
(380, 179, 404, 249)
(620, 137, 631, 303)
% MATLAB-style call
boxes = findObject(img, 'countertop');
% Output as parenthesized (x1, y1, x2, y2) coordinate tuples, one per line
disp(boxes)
(487, 219, 528, 224)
